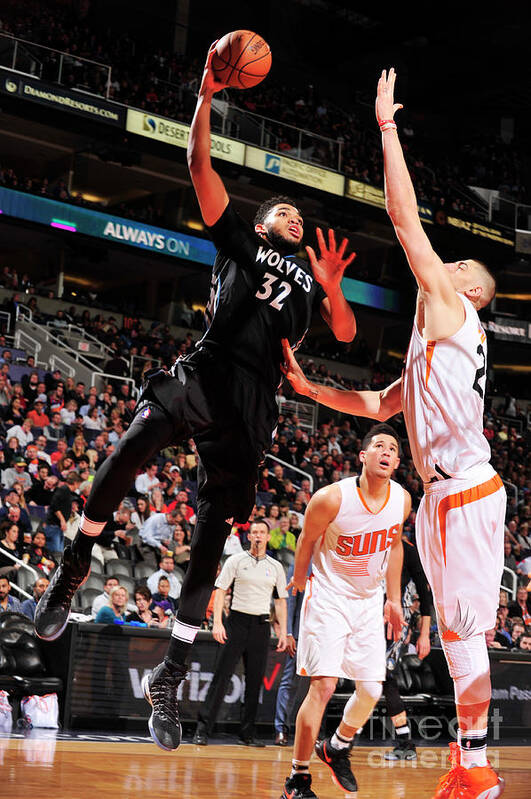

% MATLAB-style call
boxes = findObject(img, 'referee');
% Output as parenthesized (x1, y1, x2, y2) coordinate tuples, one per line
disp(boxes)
(193, 521, 288, 747)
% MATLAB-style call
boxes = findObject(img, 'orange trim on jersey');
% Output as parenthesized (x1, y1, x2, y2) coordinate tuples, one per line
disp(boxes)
(441, 630, 462, 642)
(437, 473, 503, 567)
(303, 575, 313, 618)
(357, 482, 390, 515)
(425, 340, 436, 387)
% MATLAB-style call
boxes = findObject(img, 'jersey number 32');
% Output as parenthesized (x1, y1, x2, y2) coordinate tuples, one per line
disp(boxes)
(256, 272, 292, 311)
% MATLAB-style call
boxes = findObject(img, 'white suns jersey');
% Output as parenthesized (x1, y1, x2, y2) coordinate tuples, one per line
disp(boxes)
(312, 476, 406, 599)
(402, 293, 491, 484)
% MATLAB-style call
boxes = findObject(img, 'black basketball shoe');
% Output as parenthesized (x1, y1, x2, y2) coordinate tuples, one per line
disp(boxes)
(384, 737, 417, 760)
(280, 773, 318, 799)
(315, 737, 358, 793)
(34, 544, 91, 641)
(142, 659, 188, 751)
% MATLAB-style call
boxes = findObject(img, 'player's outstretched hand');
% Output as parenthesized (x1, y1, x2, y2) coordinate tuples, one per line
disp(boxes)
(212, 620, 227, 644)
(281, 339, 310, 397)
(384, 598, 405, 642)
(306, 228, 356, 293)
(375, 67, 403, 126)
(200, 41, 229, 96)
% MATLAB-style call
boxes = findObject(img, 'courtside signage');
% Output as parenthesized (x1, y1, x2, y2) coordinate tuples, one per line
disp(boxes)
(126, 109, 245, 165)
(0, 69, 125, 126)
(245, 146, 345, 196)
(0, 187, 216, 264)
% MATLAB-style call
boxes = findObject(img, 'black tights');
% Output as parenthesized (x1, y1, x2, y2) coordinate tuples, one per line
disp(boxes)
(79, 402, 233, 646)
(85, 403, 174, 523)
(382, 670, 405, 718)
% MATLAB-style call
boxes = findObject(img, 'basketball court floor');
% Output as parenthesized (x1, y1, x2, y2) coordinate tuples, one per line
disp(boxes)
(3, 731, 529, 798)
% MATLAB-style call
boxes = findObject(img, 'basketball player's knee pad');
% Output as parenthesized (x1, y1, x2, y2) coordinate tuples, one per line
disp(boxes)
(441, 633, 491, 706)
(342, 680, 382, 729)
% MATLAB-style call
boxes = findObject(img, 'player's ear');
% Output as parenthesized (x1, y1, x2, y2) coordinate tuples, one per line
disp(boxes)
(359, 450, 366, 464)
(464, 285, 482, 305)
(255, 223, 267, 236)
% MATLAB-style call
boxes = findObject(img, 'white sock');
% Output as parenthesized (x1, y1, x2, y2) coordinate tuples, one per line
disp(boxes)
(290, 759, 310, 777)
(459, 727, 488, 769)
(331, 730, 352, 750)
(396, 724, 410, 737)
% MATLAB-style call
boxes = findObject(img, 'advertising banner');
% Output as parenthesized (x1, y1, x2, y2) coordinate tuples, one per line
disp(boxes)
(0, 69, 125, 127)
(245, 146, 344, 196)
(0, 187, 216, 264)
(126, 109, 245, 165)
(66, 626, 288, 727)
(345, 179, 386, 209)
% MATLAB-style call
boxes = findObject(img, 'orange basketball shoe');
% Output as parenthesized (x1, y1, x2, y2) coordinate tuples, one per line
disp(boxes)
(432, 743, 505, 799)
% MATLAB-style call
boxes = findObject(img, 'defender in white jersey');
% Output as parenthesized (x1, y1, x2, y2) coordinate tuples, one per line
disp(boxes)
(280, 425, 410, 799)
(281, 69, 505, 799)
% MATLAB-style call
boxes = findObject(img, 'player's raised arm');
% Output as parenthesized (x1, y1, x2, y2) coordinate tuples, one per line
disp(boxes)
(282, 339, 402, 421)
(376, 69, 458, 308)
(306, 228, 357, 342)
(187, 43, 230, 226)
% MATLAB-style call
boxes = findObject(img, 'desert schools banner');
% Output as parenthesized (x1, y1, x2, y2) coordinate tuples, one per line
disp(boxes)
(245, 146, 345, 196)
(126, 109, 245, 165)
(0, 186, 216, 264)
(0, 69, 125, 126)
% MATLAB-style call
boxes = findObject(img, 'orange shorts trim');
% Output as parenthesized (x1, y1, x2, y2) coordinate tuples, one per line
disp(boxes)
(437, 473, 503, 567)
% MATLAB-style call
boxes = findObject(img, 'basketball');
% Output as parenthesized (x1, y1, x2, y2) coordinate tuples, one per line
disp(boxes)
(211, 30, 272, 89)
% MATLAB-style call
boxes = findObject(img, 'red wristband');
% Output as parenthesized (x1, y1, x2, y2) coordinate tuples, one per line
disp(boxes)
(378, 118, 395, 126)
(380, 121, 397, 132)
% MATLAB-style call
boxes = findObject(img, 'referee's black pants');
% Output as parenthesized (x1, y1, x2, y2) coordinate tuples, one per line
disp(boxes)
(198, 610, 270, 740)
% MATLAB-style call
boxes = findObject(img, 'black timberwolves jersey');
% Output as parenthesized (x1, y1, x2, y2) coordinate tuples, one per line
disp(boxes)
(194, 202, 326, 394)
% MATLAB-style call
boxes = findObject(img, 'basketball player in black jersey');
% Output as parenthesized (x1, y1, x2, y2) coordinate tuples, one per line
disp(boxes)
(34, 42, 356, 751)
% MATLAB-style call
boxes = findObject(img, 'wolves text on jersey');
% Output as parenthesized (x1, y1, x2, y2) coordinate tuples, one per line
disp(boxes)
(255, 245, 313, 293)
(336, 525, 400, 557)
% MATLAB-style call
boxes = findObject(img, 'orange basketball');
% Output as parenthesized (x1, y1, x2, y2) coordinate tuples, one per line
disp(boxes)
(211, 30, 272, 89)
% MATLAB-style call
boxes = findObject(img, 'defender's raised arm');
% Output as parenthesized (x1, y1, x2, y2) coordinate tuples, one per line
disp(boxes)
(376, 69, 457, 308)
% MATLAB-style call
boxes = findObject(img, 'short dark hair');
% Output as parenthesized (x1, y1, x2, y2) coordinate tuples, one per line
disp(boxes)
(361, 423, 401, 454)
(135, 585, 152, 601)
(254, 195, 301, 227)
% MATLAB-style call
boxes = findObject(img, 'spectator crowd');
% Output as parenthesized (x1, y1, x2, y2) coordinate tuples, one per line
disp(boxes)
(0, 300, 527, 655)
(0, 0, 527, 231)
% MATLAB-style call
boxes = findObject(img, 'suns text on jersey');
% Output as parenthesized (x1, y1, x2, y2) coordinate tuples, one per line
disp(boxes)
(336, 525, 400, 557)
